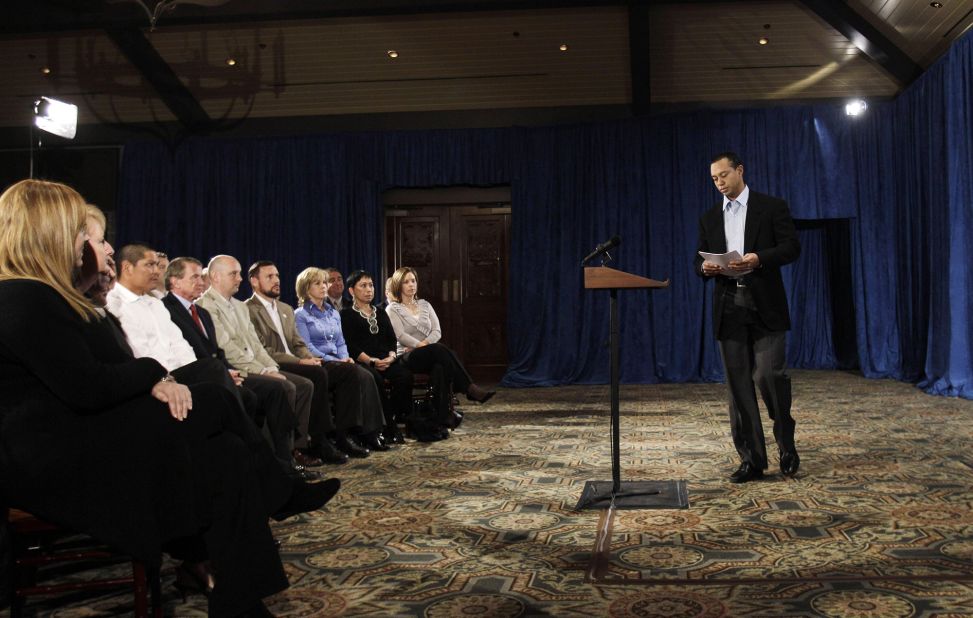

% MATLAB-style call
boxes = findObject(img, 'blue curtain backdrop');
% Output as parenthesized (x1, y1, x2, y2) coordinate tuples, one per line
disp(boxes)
(117, 30, 973, 398)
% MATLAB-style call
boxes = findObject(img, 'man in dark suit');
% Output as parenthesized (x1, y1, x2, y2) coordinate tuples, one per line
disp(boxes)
(694, 152, 801, 483)
(161, 256, 327, 475)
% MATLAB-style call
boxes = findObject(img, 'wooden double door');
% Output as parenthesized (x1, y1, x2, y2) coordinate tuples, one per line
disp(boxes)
(385, 194, 510, 383)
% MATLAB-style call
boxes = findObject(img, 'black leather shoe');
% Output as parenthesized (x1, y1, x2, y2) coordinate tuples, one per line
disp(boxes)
(445, 409, 464, 429)
(313, 439, 349, 465)
(385, 424, 405, 444)
(362, 432, 391, 451)
(335, 435, 370, 458)
(290, 463, 320, 481)
(272, 477, 341, 521)
(729, 462, 763, 483)
(292, 448, 323, 468)
(780, 450, 800, 477)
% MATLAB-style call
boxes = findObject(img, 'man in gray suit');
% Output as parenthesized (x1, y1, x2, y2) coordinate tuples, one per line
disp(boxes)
(247, 261, 390, 456)
(197, 255, 322, 468)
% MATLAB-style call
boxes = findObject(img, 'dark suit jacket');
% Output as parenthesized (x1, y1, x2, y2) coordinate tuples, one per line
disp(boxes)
(162, 292, 230, 369)
(694, 190, 800, 336)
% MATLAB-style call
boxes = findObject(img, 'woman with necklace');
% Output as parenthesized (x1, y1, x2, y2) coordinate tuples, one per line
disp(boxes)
(339, 270, 414, 441)
(385, 267, 495, 428)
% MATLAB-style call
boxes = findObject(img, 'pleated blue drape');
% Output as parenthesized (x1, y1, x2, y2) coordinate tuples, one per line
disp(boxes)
(117, 29, 973, 398)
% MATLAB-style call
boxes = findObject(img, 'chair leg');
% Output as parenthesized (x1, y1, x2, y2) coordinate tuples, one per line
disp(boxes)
(132, 560, 149, 618)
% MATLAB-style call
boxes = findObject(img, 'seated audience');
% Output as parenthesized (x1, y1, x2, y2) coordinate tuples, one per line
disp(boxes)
(159, 256, 317, 477)
(198, 255, 323, 469)
(0, 179, 338, 617)
(386, 267, 495, 427)
(248, 261, 393, 455)
(337, 270, 416, 435)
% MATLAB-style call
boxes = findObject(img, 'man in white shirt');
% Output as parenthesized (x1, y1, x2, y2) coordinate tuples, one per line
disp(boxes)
(198, 254, 320, 466)
(106, 244, 228, 387)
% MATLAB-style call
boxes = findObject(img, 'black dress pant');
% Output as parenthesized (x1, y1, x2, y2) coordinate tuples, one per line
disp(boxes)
(717, 287, 795, 470)
(157, 383, 291, 616)
(240, 374, 298, 468)
(325, 360, 385, 434)
(358, 360, 413, 425)
(401, 343, 473, 424)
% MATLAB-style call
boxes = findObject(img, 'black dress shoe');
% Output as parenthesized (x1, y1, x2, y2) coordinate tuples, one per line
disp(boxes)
(466, 384, 496, 404)
(290, 463, 320, 481)
(362, 432, 391, 451)
(313, 438, 349, 465)
(335, 435, 370, 458)
(445, 409, 464, 429)
(292, 448, 323, 468)
(780, 450, 800, 477)
(272, 477, 341, 521)
(385, 424, 405, 444)
(729, 462, 764, 483)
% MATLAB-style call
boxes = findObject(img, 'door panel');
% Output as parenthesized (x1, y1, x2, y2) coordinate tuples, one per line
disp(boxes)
(386, 201, 510, 382)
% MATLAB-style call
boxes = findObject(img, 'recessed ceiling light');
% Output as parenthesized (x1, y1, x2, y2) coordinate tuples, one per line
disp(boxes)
(930, 2, 943, 7)
(225, 58, 236, 66)
(559, 44, 568, 51)
(387, 50, 399, 58)
(40, 67, 51, 75)
(759, 37, 769, 45)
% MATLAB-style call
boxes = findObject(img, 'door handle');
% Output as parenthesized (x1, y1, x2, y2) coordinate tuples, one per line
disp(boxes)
(452, 279, 460, 302)
(442, 280, 449, 303)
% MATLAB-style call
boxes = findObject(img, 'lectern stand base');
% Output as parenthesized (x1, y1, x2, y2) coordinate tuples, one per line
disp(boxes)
(575, 480, 689, 510)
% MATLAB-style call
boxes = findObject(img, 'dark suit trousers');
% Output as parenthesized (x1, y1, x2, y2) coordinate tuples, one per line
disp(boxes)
(401, 343, 472, 424)
(240, 373, 298, 468)
(275, 371, 314, 449)
(279, 362, 335, 440)
(717, 286, 795, 470)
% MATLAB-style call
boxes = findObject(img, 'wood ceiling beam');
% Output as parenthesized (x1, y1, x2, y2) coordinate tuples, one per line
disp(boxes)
(798, 0, 923, 86)
(104, 27, 212, 132)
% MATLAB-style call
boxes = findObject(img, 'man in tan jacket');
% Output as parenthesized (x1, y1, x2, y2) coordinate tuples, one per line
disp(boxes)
(197, 255, 325, 468)
(246, 260, 391, 458)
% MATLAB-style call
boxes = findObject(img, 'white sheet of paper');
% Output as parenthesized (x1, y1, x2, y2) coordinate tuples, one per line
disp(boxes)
(698, 251, 752, 278)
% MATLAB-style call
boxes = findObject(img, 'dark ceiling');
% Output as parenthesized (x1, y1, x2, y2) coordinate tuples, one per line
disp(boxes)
(1, 0, 971, 141)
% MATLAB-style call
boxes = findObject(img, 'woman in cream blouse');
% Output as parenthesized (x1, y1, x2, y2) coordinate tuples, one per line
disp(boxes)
(386, 267, 495, 427)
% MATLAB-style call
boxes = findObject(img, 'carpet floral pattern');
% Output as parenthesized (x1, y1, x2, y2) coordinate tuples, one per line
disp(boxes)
(14, 370, 973, 616)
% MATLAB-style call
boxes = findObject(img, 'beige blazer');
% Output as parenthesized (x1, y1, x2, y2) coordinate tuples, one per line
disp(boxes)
(245, 295, 314, 365)
(197, 287, 278, 377)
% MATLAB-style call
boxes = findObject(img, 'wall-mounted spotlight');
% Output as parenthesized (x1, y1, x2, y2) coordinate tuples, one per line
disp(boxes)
(845, 99, 867, 116)
(34, 96, 78, 139)
(387, 50, 399, 58)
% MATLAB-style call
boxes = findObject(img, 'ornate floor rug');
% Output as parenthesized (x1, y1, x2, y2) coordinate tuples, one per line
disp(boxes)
(12, 370, 973, 617)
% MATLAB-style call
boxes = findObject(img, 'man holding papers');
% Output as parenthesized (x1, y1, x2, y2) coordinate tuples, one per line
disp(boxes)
(695, 152, 801, 483)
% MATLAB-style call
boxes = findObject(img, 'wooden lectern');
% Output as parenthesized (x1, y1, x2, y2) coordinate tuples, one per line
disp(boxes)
(575, 266, 689, 510)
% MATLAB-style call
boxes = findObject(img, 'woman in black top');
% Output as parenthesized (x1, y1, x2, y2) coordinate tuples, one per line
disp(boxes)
(340, 270, 413, 440)
(0, 179, 338, 617)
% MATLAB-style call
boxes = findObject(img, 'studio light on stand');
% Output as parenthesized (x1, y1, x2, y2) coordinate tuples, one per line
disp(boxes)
(30, 96, 78, 178)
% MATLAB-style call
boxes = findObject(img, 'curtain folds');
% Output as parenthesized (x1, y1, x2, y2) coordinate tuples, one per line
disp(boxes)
(117, 30, 973, 398)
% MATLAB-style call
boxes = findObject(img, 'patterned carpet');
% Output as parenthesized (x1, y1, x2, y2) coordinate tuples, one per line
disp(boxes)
(11, 370, 973, 617)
